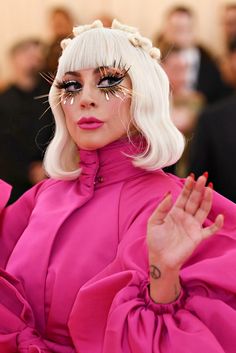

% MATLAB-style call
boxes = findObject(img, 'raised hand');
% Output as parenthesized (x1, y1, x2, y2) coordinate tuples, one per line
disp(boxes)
(147, 173, 224, 272)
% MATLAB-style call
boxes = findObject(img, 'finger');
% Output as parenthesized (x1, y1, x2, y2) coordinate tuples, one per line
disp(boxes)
(175, 175, 195, 210)
(148, 193, 173, 225)
(194, 186, 213, 224)
(202, 214, 224, 240)
(184, 174, 208, 215)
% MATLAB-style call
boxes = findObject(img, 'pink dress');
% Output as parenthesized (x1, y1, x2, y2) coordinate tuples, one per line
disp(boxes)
(0, 138, 236, 353)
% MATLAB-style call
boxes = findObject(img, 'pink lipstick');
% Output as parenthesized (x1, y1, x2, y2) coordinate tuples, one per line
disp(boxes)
(77, 117, 104, 130)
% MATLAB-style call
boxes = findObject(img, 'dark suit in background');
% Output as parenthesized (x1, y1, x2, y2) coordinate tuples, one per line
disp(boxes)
(0, 77, 53, 203)
(196, 47, 233, 104)
(0, 39, 54, 204)
(189, 94, 236, 202)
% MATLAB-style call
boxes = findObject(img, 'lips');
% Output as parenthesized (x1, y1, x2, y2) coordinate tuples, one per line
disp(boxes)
(77, 117, 104, 130)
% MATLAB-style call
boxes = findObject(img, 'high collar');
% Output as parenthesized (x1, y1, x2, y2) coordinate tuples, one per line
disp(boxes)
(78, 136, 147, 191)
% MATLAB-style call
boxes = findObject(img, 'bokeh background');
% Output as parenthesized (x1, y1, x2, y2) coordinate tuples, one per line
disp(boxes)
(0, 0, 234, 79)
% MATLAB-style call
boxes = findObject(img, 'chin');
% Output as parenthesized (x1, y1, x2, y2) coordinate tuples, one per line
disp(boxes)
(76, 140, 109, 151)
(75, 133, 125, 151)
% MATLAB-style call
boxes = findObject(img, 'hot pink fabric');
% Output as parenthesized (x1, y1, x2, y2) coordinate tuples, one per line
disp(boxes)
(0, 138, 236, 353)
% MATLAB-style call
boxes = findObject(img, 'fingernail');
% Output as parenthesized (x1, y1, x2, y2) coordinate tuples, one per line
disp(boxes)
(208, 182, 213, 189)
(203, 171, 208, 179)
(189, 172, 195, 179)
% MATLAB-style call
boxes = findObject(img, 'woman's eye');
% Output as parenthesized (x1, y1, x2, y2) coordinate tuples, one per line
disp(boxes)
(97, 76, 123, 88)
(62, 80, 82, 92)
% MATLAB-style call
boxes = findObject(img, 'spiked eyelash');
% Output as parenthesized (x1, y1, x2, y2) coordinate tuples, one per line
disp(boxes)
(100, 85, 132, 101)
(54, 80, 81, 90)
(40, 72, 55, 85)
(54, 63, 132, 103)
(98, 65, 130, 81)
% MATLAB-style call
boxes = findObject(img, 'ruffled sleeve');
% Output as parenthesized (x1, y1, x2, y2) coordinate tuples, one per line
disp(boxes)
(68, 187, 236, 353)
(0, 179, 12, 210)
(0, 269, 52, 353)
(0, 179, 54, 268)
(0, 179, 56, 352)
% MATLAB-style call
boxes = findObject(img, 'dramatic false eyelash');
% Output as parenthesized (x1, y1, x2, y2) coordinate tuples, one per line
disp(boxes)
(100, 85, 133, 101)
(98, 74, 125, 88)
(34, 72, 60, 115)
(98, 57, 129, 71)
(34, 72, 56, 105)
(40, 72, 55, 85)
(98, 63, 131, 80)
(54, 80, 81, 105)
(54, 80, 81, 90)
(113, 58, 130, 72)
(98, 65, 131, 100)
(54, 64, 132, 103)
(54, 73, 129, 95)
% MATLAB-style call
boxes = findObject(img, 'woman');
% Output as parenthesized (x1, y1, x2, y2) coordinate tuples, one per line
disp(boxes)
(0, 20, 235, 353)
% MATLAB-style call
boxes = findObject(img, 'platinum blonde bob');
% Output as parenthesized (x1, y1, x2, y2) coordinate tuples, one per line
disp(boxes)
(44, 20, 185, 179)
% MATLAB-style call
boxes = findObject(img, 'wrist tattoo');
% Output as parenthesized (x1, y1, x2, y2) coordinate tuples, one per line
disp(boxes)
(149, 265, 161, 279)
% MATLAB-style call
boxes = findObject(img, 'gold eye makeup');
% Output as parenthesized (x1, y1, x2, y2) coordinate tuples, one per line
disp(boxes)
(55, 80, 82, 105)
(97, 66, 131, 101)
(55, 64, 131, 104)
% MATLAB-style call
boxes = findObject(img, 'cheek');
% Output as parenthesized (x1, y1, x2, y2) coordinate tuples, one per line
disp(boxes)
(61, 102, 76, 123)
(61, 104, 75, 131)
(61, 102, 68, 115)
(107, 99, 121, 113)
(109, 97, 131, 115)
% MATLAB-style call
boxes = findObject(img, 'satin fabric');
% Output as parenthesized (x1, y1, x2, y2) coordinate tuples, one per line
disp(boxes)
(0, 138, 236, 353)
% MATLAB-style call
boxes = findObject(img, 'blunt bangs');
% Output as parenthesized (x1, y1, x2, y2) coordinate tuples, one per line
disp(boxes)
(56, 28, 137, 79)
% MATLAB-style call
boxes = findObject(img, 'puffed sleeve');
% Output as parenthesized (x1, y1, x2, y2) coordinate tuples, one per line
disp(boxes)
(0, 180, 55, 352)
(68, 180, 236, 353)
(0, 179, 12, 211)
(0, 269, 53, 352)
(0, 179, 52, 268)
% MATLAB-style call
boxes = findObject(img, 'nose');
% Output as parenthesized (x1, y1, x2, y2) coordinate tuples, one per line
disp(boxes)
(79, 85, 97, 109)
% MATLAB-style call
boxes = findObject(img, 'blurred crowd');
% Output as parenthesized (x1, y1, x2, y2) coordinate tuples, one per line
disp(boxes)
(155, 4, 236, 203)
(0, 4, 236, 203)
(0, 7, 76, 203)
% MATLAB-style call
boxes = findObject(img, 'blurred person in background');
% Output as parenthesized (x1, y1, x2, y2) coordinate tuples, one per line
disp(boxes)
(45, 7, 76, 74)
(221, 3, 236, 50)
(189, 5, 236, 202)
(219, 3, 236, 90)
(220, 37, 236, 90)
(188, 89, 236, 203)
(161, 45, 205, 177)
(0, 38, 53, 203)
(155, 6, 232, 104)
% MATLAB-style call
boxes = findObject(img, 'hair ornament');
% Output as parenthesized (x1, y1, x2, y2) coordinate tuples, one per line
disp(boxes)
(149, 47, 161, 61)
(112, 19, 161, 61)
(73, 20, 103, 37)
(111, 19, 138, 33)
(128, 33, 152, 51)
(60, 38, 72, 50)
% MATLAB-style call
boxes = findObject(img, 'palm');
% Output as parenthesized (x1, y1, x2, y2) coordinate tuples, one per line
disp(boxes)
(147, 175, 224, 270)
